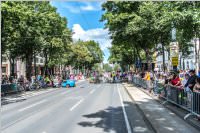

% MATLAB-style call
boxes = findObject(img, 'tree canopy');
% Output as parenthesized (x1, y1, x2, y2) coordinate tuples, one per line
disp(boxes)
(101, 1, 200, 71)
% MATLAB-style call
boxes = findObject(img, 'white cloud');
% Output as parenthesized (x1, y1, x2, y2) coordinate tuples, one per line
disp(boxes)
(80, 3, 101, 11)
(63, 2, 102, 13)
(72, 24, 111, 63)
(72, 24, 111, 50)
(64, 5, 80, 13)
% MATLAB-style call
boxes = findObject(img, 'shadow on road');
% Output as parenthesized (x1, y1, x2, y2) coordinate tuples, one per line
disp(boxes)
(78, 100, 156, 133)
(1, 94, 27, 105)
(78, 106, 126, 133)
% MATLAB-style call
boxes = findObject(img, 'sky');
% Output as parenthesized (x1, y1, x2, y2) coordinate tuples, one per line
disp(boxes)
(50, 1, 111, 63)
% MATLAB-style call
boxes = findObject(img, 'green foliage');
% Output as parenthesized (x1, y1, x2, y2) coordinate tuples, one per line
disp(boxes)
(101, 1, 200, 69)
(1, 1, 72, 78)
(103, 63, 113, 72)
(68, 40, 103, 69)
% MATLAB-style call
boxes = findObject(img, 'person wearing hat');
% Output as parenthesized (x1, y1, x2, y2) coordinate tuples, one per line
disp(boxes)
(184, 70, 197, 91)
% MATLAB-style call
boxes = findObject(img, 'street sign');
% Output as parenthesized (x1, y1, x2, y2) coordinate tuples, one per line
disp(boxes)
(172, 57, 178, 66)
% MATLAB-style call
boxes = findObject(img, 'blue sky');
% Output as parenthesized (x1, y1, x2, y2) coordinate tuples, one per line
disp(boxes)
(50, 1, 111, 63)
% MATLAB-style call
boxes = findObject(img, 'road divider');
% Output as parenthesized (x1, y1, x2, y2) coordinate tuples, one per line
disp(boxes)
(18, 99, 47, 112)
(89, 89, 95, 94)
(117, 84, 132, 133)
(69, 99, 84, 111)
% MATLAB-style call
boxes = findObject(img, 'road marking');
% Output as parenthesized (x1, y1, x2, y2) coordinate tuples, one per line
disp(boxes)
(60, 90, 72, 95)
(18, 99, 47, 112)
(117, 84, 132, 133)
(89, 89, 95, 94)
(70, 99, 84, 111)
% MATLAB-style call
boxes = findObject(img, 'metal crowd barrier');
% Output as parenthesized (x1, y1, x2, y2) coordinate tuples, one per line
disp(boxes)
(132, 76, 200, 119)
(1, 83, 22, 96)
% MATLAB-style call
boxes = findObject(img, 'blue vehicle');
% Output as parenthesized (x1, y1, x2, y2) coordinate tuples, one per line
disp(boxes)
(61, 79, 76, 88)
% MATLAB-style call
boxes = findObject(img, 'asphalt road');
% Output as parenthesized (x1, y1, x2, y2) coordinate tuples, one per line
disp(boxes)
(1, 81, 153, 133)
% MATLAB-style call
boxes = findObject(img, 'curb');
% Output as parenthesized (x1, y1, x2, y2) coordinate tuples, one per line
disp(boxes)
(122, 83, 157, 133)
(125, 83, 200, 131)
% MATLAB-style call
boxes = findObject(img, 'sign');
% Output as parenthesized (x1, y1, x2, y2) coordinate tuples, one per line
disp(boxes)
(170, 42, 179, 57)
(172, 57, 178, 66)
(170, 42, 179, 67)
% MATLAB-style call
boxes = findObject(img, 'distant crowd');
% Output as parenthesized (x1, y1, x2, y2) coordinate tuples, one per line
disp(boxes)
(1, 73, 85, 90)
(134, 69, 200, 93)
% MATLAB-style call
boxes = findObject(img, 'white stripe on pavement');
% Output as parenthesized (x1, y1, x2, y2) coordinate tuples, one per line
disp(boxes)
(69, 99, 84, 111)
(89, 89, 95, 94)
(18, 99, 47, 112)
(117, 84, 132, 133)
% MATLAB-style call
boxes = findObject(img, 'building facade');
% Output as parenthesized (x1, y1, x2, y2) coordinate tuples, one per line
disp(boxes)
(1, 54, 45, 78)
(155, 38, 199, 71)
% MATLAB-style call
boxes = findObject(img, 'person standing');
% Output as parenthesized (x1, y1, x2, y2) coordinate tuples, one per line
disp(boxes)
(184, 70, 197, 91)
(170, 73, 181, 87)
(144, 70, 152, 93)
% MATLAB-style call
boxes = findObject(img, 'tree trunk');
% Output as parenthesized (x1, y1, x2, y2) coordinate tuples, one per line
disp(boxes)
(44, 51, 48, 76)
(26, 53, 33, 81)
(198, 37, 200, 72)
(179, 55, 182, 70)
(11, 58, 15, 77)
(145, 49, 150, 71)
(194, 37, 198, 73)
(167, 48, 170, 71)
(161, 37, 166, 73)
(34, 51, 37, 77)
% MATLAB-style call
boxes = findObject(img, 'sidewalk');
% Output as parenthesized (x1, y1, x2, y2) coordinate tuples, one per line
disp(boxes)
(123, 83, 200, 133)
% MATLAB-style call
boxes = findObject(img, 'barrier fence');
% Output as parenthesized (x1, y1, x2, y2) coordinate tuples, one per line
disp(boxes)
(132, 76, 200, 119)
(1, 83, 23, 96)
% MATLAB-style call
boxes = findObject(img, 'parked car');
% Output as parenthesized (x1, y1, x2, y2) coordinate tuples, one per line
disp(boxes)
(61, 79, 76, 88)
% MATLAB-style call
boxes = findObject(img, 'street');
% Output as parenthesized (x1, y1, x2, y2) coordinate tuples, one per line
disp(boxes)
(1, 81, 152, 133)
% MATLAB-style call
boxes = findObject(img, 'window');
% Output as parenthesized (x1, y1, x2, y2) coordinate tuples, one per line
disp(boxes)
(2, 56, 7, 62)
(2, 67, 6, 73)
(40, 59, 43, 63)
(39, 53, 44, 57)
(36, 58, 39, 63)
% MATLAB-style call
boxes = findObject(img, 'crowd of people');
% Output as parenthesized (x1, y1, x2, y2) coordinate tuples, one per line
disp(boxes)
(133, 69, 200, 93)
(1, 73, 85, 91)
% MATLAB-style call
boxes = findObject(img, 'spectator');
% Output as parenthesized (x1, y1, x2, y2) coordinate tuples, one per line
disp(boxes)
(198, 69, 200, 78)
(144, 70, 152, 93)
(170, 73, 181, 86)
(193, 77, 200, 92)
(181, 74, 190, 87)
(184, 70, 197, 91)
(193, 77, 200, 121)
(37, 74, 42, 81)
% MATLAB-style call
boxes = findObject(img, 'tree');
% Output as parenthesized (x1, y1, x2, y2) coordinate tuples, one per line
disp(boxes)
(103, 63, 113, 72)
(101, 1, 200, 71)
(1, 1, 72, 79)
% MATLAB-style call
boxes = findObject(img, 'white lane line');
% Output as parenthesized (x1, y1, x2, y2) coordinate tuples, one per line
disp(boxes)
(18, 99, 47, 112)
(89, 89, 95, 94)
(117, 84, 132, 133)
(69, 99, 84, 111)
